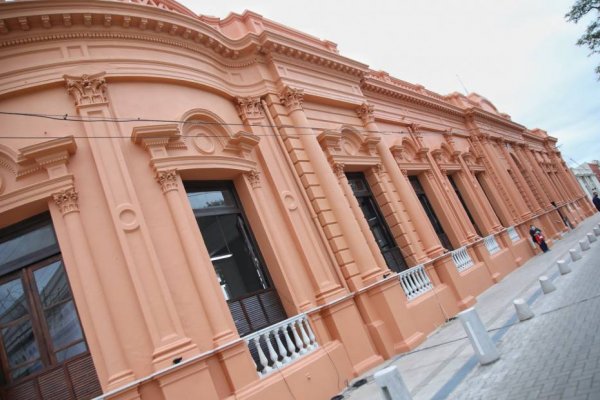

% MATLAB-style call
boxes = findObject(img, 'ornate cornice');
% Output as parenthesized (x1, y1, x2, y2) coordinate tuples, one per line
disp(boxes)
(361, 75, 465, 118)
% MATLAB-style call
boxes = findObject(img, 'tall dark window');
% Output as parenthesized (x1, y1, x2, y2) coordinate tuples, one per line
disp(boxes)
(448, 175, 482, 236)
(475, 173, 506, 227)
(186, 182, 286, 337)
(409, 175, 454, 250)
(346, 173, 408, 272)
(0, 214, 101, 400)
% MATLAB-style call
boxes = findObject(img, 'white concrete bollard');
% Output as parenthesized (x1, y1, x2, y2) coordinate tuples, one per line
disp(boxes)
(457, 307, 500, 365)
(570, 248, 582, 262)
(594, 227, 600, 237)
(539, 276, 556, 294)
(588, 233, 597, 243)
(373, 365, 412, 400)
(513, 298, 534, 322)
(580, 239, 590, 251)
(557, 260, 571, 275)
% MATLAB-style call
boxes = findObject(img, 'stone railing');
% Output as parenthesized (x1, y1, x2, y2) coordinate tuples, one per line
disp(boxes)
(507, 226, 521, 243)
(245, 314, 318, 377)
(451, 246, 474, 272)
(398, 264, 433, 300)
(483, 234, 501, 255)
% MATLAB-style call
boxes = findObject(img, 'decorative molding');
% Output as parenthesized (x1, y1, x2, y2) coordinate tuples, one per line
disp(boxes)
(279, 87, 304, 112)
(246, 169, 261, 188)
(155, 170, 178, 193)
(401, 169, 408, 177)
(53, 187, 79, 215)
(356, 103, 375, 124)
(373, 163, 383, 175)
(236, 96, 264, 123)
(64, 73, 108, 107)
(332, 162, 345, 178)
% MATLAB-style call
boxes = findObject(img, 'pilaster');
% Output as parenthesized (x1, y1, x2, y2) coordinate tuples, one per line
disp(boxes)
(64, 73, 197, 370)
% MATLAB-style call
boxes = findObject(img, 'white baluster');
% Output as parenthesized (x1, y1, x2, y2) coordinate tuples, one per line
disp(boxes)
(399, 275, 410, 297)
(297, 320, 311, 354)
(291, 321, 305, 355)
(265, 332, 282, 368)
(254, 336, 271, 375)
(275, 328, 290, 363)
(282, 324, 298, 360)
(303, 317, 317, 349)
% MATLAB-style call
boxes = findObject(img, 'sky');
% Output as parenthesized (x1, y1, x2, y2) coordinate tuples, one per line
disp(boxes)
(181, 0, 599, 166)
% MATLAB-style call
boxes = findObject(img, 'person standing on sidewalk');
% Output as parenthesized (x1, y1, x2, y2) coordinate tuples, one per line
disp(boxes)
(593, 192, 600, 212)
(529, 225, 549, 253)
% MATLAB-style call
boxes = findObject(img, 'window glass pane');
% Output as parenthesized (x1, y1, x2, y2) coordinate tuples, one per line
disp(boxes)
(0, 278, 28, 324)
(44, 301, 84, 351)
(11, 360, 43, 380)
(0, 223, 58, 270)
(188, 190, 236, 211)
(55, 341, 87, 363)
(2, 320, 40, 368)
(198, 214, 269, 300)
(34, 261, 70, 308)
(197, 215, 230, 260)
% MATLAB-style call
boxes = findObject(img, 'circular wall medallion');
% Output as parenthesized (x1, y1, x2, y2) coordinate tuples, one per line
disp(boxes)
(117, 204, 139, 231)
(193, 132, 216, 154)
(282, 191, 298, 211)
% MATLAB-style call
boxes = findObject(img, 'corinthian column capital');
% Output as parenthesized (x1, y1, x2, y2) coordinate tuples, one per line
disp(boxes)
(279, 86, 304, 112)
(356, 103, 375, 124)
(64, 73, 108, 107)
(53, 188, 79, 215)
(235, 96, 264, 124)
(155, 170, 179, 193)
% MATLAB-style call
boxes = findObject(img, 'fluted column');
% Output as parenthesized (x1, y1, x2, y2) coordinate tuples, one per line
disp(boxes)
(52, 188, 135, 390)
(279, 88, 381, 286)
(356, 104, 442, 258)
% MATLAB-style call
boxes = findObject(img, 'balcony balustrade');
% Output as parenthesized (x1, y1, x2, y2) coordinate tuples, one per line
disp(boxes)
(483, 234, 501, 255)
(398, 264, 433, 300)
(451, 246, 474, 272)
(245, 314, 318, 377)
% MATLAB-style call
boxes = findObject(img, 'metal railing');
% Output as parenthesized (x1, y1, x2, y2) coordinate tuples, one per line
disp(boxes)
(483, 234, 501, 255)
(398, 264, 433, 300)
(451, 246, 474, 272)
(244, 314, 318, 377)
(507, 226, 521, 242)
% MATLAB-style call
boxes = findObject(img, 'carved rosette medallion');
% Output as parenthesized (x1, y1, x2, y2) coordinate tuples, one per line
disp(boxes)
(332, 162, 346, 179)
(246, 169, 261, 188)
(64, 73, 108, 107)
(356, 103, 375, 124)
(155, 170, 178, 193)
(53, 188, 79, 215)
(236, 97, 264, 123)
(279, 87, 304, 112)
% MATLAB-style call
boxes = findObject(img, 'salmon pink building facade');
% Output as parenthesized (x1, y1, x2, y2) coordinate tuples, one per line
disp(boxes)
(0, 1, 595, 399)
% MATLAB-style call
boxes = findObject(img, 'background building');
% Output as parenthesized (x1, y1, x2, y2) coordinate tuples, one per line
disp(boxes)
(0, 1, 595, 399)
(572, 163, 600, 199)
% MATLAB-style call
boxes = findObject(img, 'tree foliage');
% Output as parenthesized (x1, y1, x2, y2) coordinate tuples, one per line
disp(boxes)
(566, 0, 600, 77)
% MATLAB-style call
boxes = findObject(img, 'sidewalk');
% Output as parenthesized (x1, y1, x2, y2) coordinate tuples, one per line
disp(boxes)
(340, 214, 600, 400)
